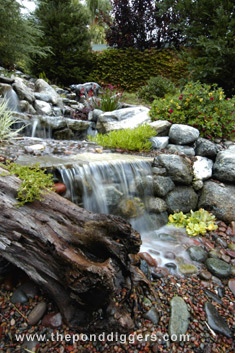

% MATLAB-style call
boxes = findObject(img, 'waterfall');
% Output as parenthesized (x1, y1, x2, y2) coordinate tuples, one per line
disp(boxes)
(58, 159, 157, 233)
(3, 87, 21, 112)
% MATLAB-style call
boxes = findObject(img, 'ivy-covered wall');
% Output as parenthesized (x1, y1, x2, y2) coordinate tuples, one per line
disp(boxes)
(87, 48, 187, 91)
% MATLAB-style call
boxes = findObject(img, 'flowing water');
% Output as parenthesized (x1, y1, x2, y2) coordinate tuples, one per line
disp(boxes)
(3, 87, 21, 112)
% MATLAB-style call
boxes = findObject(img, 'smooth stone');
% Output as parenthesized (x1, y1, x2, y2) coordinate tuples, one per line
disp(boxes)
(208, 250, 221, 259)
(195, 137, 218, 159)
(211, 276, 223, 286)
(150, 136, 169, 150)
(11, 288, 28, 304)
(18, 281, 39, 298)
(165, 262, 177, 269)
(140, 260, 152, 280)
(187, 246, 208, 263)
(139, 252, 158, 267)
(28, 302, 47, 325)
(213, 147, 235, 182)
(227, 243, 235, 251)
(221, 254, 231, 263)
(216, 238, 228, 248)
(53, 183, 66, 194)
(153, 267, 169, 278)
(169, 296, 190, 342)
(205, 258, 232, 278)
(169, 124, 199, 145)
(157, 233, 177, 242)
(164, 251, 176, 260)
(41, 312, 62, 328)
(165, 186, 198, 213)
(149, 120, 171, 136)
(143, 307, 159, 325)
(148, 249, 160, 256)
(204, 302, 232, 337)
(179, 264, 198, 275)
(205, 289, 222, 305)
(143, 297, 152, 309)
(228, 279, 235, 295)
(199, 270, 212, 281)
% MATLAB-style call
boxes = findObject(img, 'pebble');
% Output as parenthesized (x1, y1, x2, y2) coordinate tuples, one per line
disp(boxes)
(164, 251, 176, 260)
(205, 258, 232, 278)
(152, 267, 169, 278)
(216, 238, 227, 248)
(208, 250, 221, 259)
(179, 264, 198, 275)
(42, 312, 62, 328)
(169, 296, 190, 342)
(187, 246, 208, 262)
(28, 301, 47, 326)
(11, 288, 28, 304)
(228, 279, 235, 295)
(204, 302, 232, 338)
(53, 182, 67, 194)
(199, 270, 212, 281)
(143, 307, 159, 325)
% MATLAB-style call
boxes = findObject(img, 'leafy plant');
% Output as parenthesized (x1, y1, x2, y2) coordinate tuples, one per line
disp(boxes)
(0, 162, 54, 206)
(149, 81, 235, 140)
(168, 208, 218, 236)
(93, 84, 123, 111)
(138, 75, 176, 103)
(88, 124, 157, 151)
(0, 100, 26, 143)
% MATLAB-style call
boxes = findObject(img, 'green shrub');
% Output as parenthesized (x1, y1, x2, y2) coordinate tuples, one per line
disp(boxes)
(0, 100, 25, 143)
(93, 84, 123, 112)
(168, 209, 218, 236)
(0, 162, 54, 206)
(88, 124, 157, 151)
(138, 75, 176, 103)
(149, 81, 235, 140)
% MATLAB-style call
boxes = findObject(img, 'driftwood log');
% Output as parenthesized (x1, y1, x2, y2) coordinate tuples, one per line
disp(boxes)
(0, 167, 142, 331)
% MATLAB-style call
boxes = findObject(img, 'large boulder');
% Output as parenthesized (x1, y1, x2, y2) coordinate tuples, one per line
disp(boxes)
(145, 197, 167, 214)
(213, 146, 235, 182)
(193, 156, 213, 181)
(198, 181, 235, 222)
(96, 106, 151, 133)
(165, 186, 198, 213)
(35, 79, 60, 105)
(153, 154, 193, 185)
(12, 77, 35, 104)
(169, 124, 199, 145)
(153, 175, 175, 197)
(149, 120, 171, 136)
(34, 100, 52, 115)
(195, 138, 218, 159)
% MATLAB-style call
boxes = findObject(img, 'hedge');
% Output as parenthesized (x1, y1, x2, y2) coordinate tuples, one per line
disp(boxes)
(87, 48, 187, 91)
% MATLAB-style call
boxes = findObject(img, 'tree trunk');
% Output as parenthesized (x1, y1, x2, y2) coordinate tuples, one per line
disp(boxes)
(0, 167, 142, 331)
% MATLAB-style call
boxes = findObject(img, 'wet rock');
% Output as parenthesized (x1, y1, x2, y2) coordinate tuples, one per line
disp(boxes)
(149, 120, 171, 136)
(169, 296, 190, 341)
(41, 312, 62, 328)
(208, 250, 221, 258)
(53, 183, 66, 194)
(195, 138, 218, 159)
(179, 264, 198, 275)
(139, 252, 158, 267)
(204, 302, 232, 337)
(11, 288, 28, 304)
(34, 99, 52, 115)
(205, 258, 232, 278)
(164, 252, 176, 260)
(153, 176, 175, 197)
(216, 238, 227, 248)
(13, 77, 35, 103)
(205, 289, 222, 305)
(35, 78, 60, 105)
(187, 246, 208, 263)
(153, 154, 193, 185)
(145, 197, 167, 214)
(199, 270, 212, 281)
(213, 146, 235, 182)
(140, 260, 152, 280)
(143, 307, 159, 325)
(228, 279, 235, 295)
(103, 185, 123, 207)
(166, 144, 195, 156)
(193, 156, 213, 181)
(135, 175, 153, 195)
(53, 128, 74, 140)
(153, 267, 169, 278)
(28, 302, 47, 325)
(165, 186, 198, 213)
(198, 181, 235, 223)
(157, 233, 177, 242)
(150, 136, 169, 150)
(169, 124, 199, 145)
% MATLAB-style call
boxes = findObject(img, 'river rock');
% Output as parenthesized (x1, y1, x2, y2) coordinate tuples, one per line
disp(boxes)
(53, 128, 74, 140)
(139, 252, 158, 267)
(42, 312, 62, 328)
(35, 79, 60, 105)
(34, 100, 52, 115)
(65, 118, 92, 131)
(135, 175, 153, 195)
(165, 186, 198, 213)
(28, 302, 47, 325)
(187, 246, 208, 262)
(213, 146, 235, 182)
(166, 144, 195, 156)
(145, 197, 167, 213)
(205, 258, 232, 278)
(195, 138, 218, 159)
(12, 77, 35, 103)
(143, 307, 159, 325)
(169, 124, 199, 145)
(198, 181, 235, 222)
(149, 120, 171, 136)
(199, 270, 212, 280)
(204, 302, 232, 337)
(193, 156, 213, 181)
(153, 154, 193, 185)
(153, 176, 175, 197)
(228, 279, 235, 295)
(96, 106, 151, 133)
(150, 136, 169, 150)
(169, 296, 190, 341)
(11, 288, 28, 304)
(179, 264, 198, 275)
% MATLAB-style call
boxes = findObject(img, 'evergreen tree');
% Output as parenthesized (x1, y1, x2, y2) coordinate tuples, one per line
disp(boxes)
(86, 0, 112, 44)
(0, 0, 49, 69)
(32, 0, 91, 85)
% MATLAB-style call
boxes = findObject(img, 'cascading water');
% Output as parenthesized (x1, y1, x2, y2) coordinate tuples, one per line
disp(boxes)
(3, 87, 21, 112)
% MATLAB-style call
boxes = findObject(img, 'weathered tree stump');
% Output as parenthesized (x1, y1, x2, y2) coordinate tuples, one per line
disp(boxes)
(0, 167, 142, 331)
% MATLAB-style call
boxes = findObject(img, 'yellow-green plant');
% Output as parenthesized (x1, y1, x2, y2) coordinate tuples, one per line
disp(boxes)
(0, 100, 25, 143)
(88, 124, 157, 151)
(168, 208, 218, 236)
(0, 162, 54, 206)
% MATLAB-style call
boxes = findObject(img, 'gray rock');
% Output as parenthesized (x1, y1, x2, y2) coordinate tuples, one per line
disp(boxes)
(193, 156, 213, 181)
(179, 264, 198, 275)
(153, 175, 175, 197)
(145, 197, 167, 213)
(165, 186, 198, 213)
(213, 147, 235, 182)
(0, 76, 15, 84)
(53, 128, 74, 140)
(18, 281, 39, 298)
(103, 185, 123, 207)
(205, 258, 232, 278)
(143, 307, 159, 325)
(195, 138, 218, 159)
(153, 154, 193, 185)
(187, 246, 208, 262)
(144, 212, 169, 229)
(19, 100, 36, 114)
(152, 167, 167, 176)
(35, 79, 60, 105)
(166, 144, 195, 156)
(34, 92, 55, 103)
(198, 181, 235, 222)
(135, 175, 153, 195)
(39, 115, 66, 129)
(11, 288, 28, 304)
(204, 302, 232, 337)
(28, 302, 47, 325)
(34, 100, 52, 115)
(65, 118, 92, 131)
(12, 77, 35, 103)
(150, 136, 169, 150)
(89, 109, 104, 122)
(192, 179, 204, 191)
(169, 124, 200, 145)
(169, 296, 190, 341)
(149, 120, 171, 136)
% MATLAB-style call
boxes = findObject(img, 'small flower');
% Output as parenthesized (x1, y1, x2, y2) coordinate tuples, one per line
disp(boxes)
(169, 109, 173, 113)
(210, 97, 214, 100)
(209, 117, 212, 119)
(186, 98, 190, 102)
(199, 98, 203, 102)
(226, 98, 230, 101)
(209, 92, 213, 96)
(179, 96, 183, 100)
(177, 106, 181, 109)
(170, 99, 173, 103)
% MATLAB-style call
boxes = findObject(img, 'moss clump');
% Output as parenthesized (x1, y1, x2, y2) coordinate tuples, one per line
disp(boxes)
(88, 124, 157, 151)
(0, 162, 54, 206)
